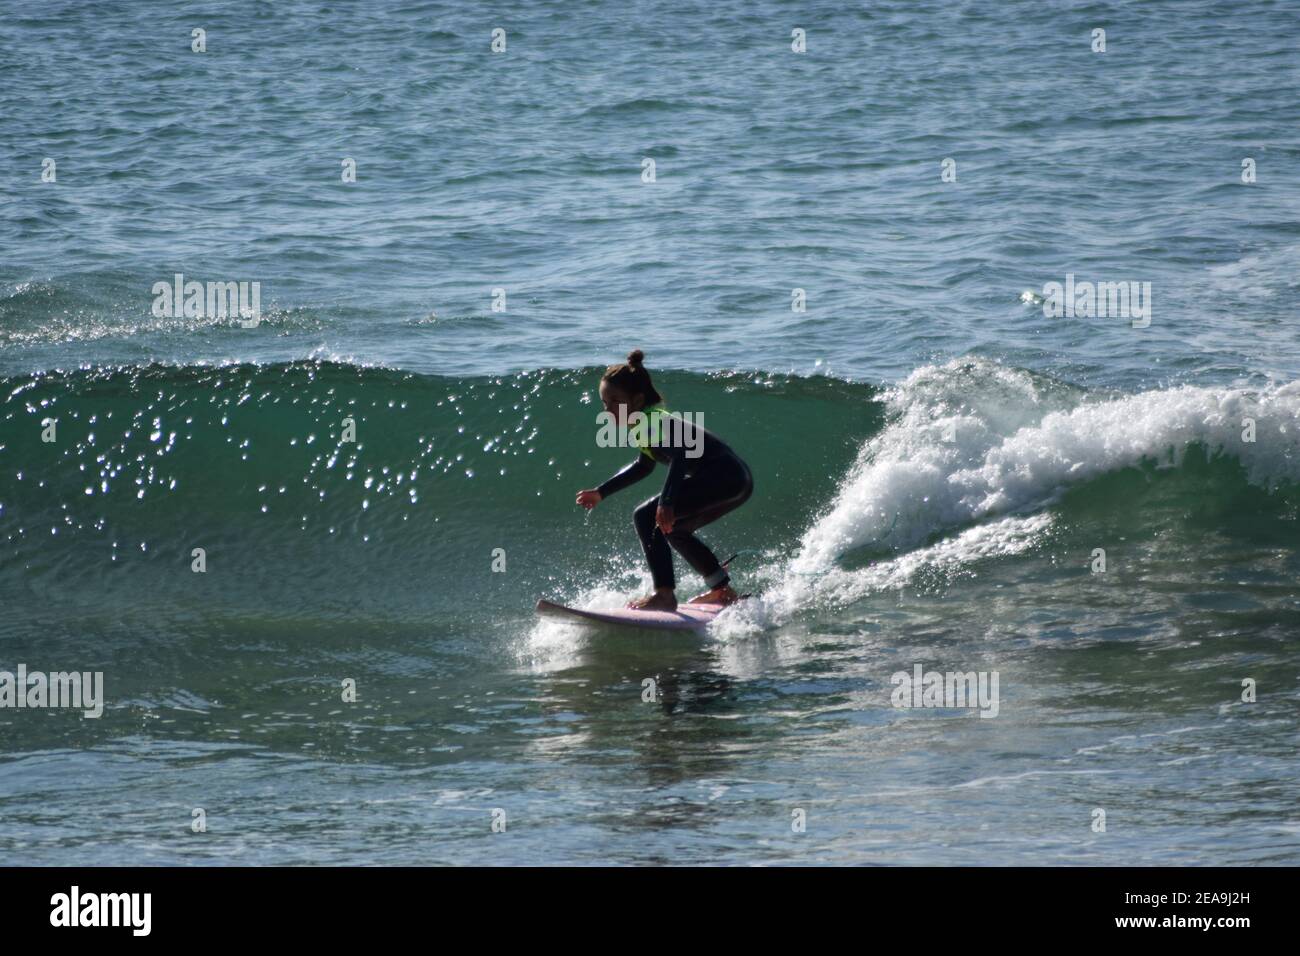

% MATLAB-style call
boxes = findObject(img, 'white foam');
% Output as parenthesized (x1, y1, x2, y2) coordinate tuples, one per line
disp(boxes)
(725, 359, 1300, 633)
(791, 359, 1079, 571)
(715, 513, 1054, 636)
(798, 360, 1300, 570)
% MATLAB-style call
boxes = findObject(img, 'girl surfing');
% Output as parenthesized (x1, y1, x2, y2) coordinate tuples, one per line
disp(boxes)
(576, 350, 754, 611)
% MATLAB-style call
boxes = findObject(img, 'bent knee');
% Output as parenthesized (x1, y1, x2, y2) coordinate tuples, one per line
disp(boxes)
(633, 498, 659, 528)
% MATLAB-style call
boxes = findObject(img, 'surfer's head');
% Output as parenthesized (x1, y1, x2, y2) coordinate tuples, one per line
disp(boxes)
(599, 349, 663, 423)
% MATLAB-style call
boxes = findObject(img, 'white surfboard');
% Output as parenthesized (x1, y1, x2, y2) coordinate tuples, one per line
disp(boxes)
(535, 598, 735, 632)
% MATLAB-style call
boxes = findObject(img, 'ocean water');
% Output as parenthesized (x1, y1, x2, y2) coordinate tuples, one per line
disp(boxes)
(2, 0, 1299, 865)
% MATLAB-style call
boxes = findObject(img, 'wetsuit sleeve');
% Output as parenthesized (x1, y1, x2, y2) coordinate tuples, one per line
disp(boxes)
(596, 454, 655, 499)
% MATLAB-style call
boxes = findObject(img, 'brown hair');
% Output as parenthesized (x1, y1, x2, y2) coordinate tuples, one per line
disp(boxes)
(601, 349, 663, 406)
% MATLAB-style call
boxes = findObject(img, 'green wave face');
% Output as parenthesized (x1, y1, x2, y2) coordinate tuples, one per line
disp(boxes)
(1, 361, 878, 625)
(5, 358, 1299, 639)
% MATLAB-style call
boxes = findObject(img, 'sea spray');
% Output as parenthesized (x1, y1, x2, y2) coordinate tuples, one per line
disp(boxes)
(723, 360, 1300, 633)
(794, 360, 1300, 572)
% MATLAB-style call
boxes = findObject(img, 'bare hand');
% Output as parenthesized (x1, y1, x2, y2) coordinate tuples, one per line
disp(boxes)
(656, 504, 675, 533)
(576, 489, 602, 510)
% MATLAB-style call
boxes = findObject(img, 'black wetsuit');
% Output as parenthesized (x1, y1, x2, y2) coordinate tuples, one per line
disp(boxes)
(596, 407, 753, 591)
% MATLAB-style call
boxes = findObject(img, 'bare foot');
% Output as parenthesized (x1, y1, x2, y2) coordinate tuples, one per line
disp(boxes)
(627, 589, 678, 611)
(688, 585, 739, 605)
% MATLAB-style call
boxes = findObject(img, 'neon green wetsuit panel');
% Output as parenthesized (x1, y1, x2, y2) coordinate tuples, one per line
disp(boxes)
(636, 404, 671, 459)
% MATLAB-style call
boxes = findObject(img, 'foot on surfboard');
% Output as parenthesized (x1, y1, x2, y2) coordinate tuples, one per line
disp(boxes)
(626, 590, 678, 612)
(688, 585, 739, 606)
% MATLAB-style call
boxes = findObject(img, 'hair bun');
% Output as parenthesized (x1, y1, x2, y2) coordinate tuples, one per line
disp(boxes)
(626, 349, 645, 368)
